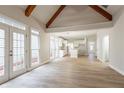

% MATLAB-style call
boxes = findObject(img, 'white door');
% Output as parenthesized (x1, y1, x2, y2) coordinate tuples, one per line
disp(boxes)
(0, 24, 9, 84)
(10, 27, 27, 78)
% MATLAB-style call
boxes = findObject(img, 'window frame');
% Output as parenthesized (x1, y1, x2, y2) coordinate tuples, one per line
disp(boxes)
(30, 28, 41, 67)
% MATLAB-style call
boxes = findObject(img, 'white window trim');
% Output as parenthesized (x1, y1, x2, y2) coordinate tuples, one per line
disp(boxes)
(30, 27, 41, 68)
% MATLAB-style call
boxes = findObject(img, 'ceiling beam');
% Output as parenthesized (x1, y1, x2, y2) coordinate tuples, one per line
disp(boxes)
(89, 5, 112, 21)
(46, 5, 66, 28)
(25, 5, 36, 17)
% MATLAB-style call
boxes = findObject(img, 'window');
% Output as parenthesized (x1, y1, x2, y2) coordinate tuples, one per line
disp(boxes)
(31, 29, 40, 66)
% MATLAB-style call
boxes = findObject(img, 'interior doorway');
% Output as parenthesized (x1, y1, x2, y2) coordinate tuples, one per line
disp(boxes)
(88, 42, 96, 54)
(88, 41, 96, 60)
(102, 35, 109, 62)
(50, 36, 60, 60)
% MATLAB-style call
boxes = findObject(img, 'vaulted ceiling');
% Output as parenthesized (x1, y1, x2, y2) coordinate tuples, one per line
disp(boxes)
(18, 5, 122, 28)
(50, 5, 109, 28)
(18, 5, 123, 39)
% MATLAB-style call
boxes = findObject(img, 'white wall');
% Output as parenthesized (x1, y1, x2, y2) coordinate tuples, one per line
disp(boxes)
(109, 7, 124, 75)
(97, 6, 124, 75)
(0, 6, 50, 63)
(40, 32, 50, 62)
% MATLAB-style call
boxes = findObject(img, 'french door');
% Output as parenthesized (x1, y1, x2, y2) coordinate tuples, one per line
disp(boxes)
(0, 23, 41, 84)
(0, 24, 9, 84)
(9, 27, 27, 78)
(0, 25, 27, 84)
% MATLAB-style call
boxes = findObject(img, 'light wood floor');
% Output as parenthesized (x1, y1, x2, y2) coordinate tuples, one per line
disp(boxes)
(0, 56, 124, 88)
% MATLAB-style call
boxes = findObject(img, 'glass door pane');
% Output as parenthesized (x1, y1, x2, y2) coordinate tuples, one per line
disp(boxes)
(13, 33, 25, 71)
(0, 30, 5, 76)
(0, 25, 9, 84)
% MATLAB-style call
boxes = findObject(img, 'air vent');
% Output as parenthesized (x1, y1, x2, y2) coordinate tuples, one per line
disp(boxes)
(102, 5, 109, 9)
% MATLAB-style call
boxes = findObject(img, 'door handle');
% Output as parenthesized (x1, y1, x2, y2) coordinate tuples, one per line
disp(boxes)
(10, 50, 13, 56)
(10, 54, 13, 56)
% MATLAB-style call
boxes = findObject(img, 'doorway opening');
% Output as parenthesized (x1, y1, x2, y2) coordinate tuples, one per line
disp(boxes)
(103, 35, 109, 62)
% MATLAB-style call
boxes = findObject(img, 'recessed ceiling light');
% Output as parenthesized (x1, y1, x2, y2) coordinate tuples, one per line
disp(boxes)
(102, 5, 109, 9)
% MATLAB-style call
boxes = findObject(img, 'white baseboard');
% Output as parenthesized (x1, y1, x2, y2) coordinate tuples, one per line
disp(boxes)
(40, 59, 50, 66)
(109, 64, 124, 76)
(97, 57, 104, 62)
(28, 59, 50, 71)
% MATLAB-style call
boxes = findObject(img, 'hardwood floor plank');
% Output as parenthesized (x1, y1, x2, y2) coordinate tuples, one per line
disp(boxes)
(0, 56, 124, 88)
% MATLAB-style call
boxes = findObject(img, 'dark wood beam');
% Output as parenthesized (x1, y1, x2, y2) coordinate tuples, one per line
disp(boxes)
(25, 5, 36, 17)
(46, 5, 66, 28)
(89, 5, 112, 21)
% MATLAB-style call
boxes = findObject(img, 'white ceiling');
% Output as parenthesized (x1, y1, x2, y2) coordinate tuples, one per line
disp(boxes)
(18, 5, 123, 40)
(18, 5, 60, 24)
(33, 5, 60, 24)
(18, 5, 27, 11)
(50, 5, 108, 28)
(18, 5, 123, 28)
(100, 5, 123, 16)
